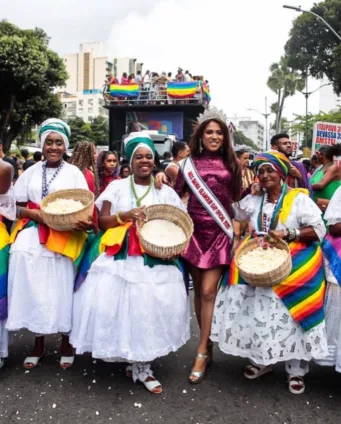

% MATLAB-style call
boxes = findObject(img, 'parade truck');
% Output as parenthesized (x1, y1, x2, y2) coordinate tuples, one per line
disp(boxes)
(104, 80, 207, 157)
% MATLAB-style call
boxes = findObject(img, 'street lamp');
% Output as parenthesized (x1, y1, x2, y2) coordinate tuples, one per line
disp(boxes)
(301, 80, 332, 148)
(283, 5, 341, 42)
(247, 97, 272, 150)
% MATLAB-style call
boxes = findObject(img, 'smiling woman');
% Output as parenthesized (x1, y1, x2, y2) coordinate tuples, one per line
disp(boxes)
(70, 132, 190, 395)
(7, 118, 91, 371)
(211, 150, 328, 395)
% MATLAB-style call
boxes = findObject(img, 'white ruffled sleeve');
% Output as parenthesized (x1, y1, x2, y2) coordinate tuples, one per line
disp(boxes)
(13, 165, 34, 203)
(233, 195, 262, 222)
(324, 186, 341, 226)
(296, 193, 326, 240)
(0, 186, 16, 221)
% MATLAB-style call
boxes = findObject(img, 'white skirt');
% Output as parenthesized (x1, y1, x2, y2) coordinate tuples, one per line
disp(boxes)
(7, 227, 75, 335)
(211, 285, 328, 366)
(0, 321, 8, 358)
(70, 254, 190, 362)
(315, 281, 341, 372)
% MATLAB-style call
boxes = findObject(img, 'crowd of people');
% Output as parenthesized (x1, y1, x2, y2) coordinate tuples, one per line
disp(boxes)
(1, 112, 341, 397)
(105, 67, 210, 105)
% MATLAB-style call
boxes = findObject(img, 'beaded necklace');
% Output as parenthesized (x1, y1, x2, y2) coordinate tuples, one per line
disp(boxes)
(257, 184, 288, 232)
(130, 175, 154, 207)
(42, 161, 65, 199)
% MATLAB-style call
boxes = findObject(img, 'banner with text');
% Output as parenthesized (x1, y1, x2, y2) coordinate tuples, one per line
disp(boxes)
(312, 121, 341, 166)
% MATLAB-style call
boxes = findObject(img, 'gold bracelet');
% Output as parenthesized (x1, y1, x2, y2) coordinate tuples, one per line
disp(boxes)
(116, 211, 125, 225)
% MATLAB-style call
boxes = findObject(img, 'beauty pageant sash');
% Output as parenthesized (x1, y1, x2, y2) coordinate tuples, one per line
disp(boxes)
(181, 157, 233, 239)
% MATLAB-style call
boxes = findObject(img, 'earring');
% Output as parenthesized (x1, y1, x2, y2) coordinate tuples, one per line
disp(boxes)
(280, 179, 284, 187)
(199, 139, 203, 153)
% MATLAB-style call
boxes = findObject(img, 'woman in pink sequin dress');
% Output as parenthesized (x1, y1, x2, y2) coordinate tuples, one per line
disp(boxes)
(174, 117, 241, 384)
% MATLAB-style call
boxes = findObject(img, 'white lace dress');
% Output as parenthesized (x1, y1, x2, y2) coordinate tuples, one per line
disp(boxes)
(7, 162, 88, 335)
(211, 193, 328, 367)
(316, 186, 341, 372)
(70, 178, 190, 363)
(0, 183, 16, 357)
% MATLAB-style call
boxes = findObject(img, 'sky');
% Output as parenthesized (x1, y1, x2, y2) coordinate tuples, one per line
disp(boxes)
(2, 0, 326, 127)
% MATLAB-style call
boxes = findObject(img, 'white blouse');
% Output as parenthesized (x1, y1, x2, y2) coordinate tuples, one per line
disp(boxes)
(234, 192, 326, 241)
(14, 161, 88, 205)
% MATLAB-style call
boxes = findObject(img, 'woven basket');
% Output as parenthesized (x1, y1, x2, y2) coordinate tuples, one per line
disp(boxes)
(235, 238, 292, 287)
(136, 204, 194, 259)
(40, 189, 94, 232)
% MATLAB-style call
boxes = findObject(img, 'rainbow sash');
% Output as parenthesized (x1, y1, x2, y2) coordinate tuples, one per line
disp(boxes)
(10, 202, 88, 266)
(110, 84, 139, 98)
(75, 223, 185, 291)
(167, 82, 197, 99)
(0, 221, 10, 320)
(223, 236, 325, 332)
(322, 234, 341, 284)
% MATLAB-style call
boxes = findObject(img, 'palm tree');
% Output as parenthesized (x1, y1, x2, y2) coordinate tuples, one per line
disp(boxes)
(267, 56, 305, 133)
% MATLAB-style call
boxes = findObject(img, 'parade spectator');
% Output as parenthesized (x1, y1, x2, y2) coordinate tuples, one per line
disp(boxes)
(184, 70, 191, 82)
(97, 151, 120, 194)
(311, 144, 341, 215)
(21, 149, 35, 171)
(270, 133, 311, 193)
(135, 70, 142, 85)
(33, 151, 43, 163)
(128, 73, 135, 83)
(165, 142, 190, 185)
(121, 72, 129, 84)
(70, 140, 99, 197)
(119, 163, 131, 179)
(0, 140, 18, 182)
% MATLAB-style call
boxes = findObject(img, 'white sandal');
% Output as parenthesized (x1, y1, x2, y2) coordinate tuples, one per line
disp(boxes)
(60, 355, 75, 369)
(24, 351, 46, 369)
(244, 364, 273, 380)
(138, 377, 163, 394)
(288, 376, 305, 395)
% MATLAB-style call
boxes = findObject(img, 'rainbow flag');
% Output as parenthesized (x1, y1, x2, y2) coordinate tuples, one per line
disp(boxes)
(203, 82, 211, 102)
(224, 237, 325, 332)
(167, 82, 197, 99)
(110, 83, 139, 98)
(0, 222, 10, 320)
(322, 234, 341, 284)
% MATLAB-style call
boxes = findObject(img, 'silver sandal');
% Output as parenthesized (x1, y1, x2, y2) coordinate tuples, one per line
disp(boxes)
(188, 353, 210, 385)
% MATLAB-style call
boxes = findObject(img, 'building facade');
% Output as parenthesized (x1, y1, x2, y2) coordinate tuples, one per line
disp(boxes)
(238, 120, 264, 149)
(113, 57, 143, 79)
(59, 90, 109, 122)
(64, 42, 113, 94)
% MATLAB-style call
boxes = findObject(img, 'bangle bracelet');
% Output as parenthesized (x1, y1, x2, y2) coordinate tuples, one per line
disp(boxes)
(294, 228, 301, 241)
(116, 211, 125, 225)
(17, 207, 23, 219)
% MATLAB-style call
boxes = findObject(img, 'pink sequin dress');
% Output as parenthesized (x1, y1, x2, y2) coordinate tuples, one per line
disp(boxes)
(175, 151, 233, 269)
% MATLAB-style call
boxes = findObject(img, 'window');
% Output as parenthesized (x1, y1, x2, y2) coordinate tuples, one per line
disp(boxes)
(88, 108, 93, 114)
(88, 99, 94, 106)
(79, 100, 83, 107)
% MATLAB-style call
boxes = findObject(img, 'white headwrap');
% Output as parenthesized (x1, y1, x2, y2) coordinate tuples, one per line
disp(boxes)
(39, 118, 71, 149)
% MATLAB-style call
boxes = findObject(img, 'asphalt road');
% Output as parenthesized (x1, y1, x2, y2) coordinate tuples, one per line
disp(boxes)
(1, 295, 341, 424)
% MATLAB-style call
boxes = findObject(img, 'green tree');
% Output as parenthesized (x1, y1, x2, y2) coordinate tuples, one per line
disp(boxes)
(90, 116, 109, 145)
(0, 21, 67, 152)
(67, 117, 93, 148)
(285, 0, 341, 94)
(267, 56, 305, 133)
(233, 130, 259, 150)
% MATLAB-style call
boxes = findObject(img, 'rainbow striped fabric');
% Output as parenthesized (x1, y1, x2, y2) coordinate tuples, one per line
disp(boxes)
(203, 82, 211, 102)
(167, 82, 197, 99)
(0, 221, 10, 320)
(322, 234, 341, 284)
(110, 84, 139, 98)
(223, 237, 325, 331)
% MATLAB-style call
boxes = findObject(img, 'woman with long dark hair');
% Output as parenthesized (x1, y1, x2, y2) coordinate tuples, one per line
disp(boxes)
(157, 108, 241, 383)
(97, 151, 120, 194)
